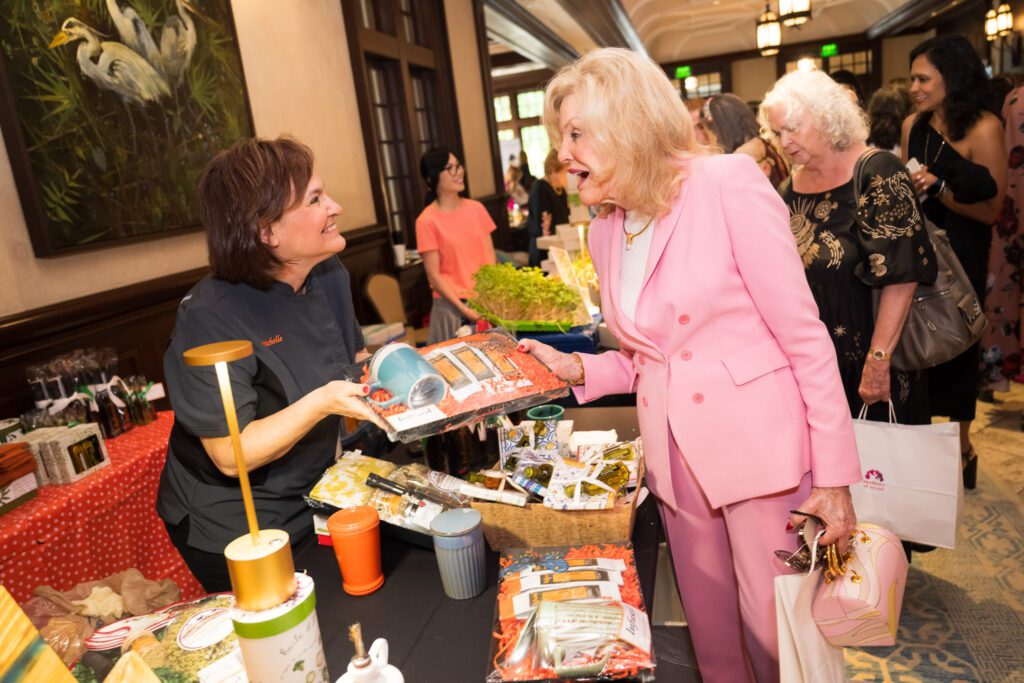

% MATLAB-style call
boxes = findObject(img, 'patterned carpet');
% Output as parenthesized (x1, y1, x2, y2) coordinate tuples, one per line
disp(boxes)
(846, 383, 1024, 683)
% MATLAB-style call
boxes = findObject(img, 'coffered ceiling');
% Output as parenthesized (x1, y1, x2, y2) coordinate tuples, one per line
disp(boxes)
(486, 0, 916, 68)
(623, 0, 906, 62)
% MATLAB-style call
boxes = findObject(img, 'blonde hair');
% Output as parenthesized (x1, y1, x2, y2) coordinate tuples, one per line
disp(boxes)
(758, 69, 869, 151)
(543, 148, 566, 178)
(543, 48, 698, 217)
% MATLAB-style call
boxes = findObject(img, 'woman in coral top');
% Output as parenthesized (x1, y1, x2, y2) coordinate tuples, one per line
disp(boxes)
(519, 49, 861, 683)
(415, 147, 497, 343)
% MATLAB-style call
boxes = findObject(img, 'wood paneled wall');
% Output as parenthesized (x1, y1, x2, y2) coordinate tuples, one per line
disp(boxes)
(0, 226, 420, 419)
(0, 191, 510, 420)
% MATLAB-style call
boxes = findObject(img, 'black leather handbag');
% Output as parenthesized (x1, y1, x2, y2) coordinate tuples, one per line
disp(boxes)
(854, 149, 986, 371)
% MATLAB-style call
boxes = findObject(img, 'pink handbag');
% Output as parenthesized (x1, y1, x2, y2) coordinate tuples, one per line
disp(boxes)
(811, 523, 909, 647)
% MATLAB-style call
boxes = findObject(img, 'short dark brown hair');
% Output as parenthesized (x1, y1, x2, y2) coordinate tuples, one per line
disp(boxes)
(867, 86, 911, 151)
(197, 136, 314, 289)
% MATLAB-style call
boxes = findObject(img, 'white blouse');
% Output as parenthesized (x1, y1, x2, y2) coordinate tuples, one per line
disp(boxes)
(619, 211, 654, 322)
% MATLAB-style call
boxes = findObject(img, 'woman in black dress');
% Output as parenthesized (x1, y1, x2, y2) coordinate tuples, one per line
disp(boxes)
(901, 35, 1007, 486)
(761, 69, 937, 426)
(526, 149, 570, 267)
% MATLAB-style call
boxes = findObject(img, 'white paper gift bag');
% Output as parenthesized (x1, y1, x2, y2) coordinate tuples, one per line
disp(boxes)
(775, 531, 845, 683)
(849, 404, 963, 549)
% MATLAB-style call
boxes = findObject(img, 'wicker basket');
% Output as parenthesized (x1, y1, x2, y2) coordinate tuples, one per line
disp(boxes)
(470, 459, 645, 551)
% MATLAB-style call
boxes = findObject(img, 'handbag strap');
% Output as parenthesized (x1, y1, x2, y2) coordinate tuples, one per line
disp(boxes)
(856, 401, 897, 423)
(805, 522, 825, 574)
(851, 148, 885, 206)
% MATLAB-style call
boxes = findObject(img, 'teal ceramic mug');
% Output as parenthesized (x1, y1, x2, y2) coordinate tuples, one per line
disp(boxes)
(368, 343, 448, 409)
(526, 404, 564, 421)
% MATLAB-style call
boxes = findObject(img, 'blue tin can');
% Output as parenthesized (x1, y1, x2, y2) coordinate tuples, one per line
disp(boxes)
(430, 509, 486, 599)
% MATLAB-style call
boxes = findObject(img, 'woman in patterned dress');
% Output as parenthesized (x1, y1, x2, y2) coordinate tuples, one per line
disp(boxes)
(983, 87, 1024, 392)
(760, 70, 937, 425)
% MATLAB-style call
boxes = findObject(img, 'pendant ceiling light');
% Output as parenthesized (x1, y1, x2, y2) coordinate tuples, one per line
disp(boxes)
(986, 8, 999, 41)
(997, 3, 1014, 36)
(779, 0, 812, 28)
(757, 3, 782, 57)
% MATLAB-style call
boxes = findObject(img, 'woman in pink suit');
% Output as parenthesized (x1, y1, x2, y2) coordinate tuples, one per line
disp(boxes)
(518, 48, 862, 682)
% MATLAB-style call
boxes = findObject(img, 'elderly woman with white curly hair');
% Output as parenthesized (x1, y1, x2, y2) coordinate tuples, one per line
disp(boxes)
(760, 70, 937, 427)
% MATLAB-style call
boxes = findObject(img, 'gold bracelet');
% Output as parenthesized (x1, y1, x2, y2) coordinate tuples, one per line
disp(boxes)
(568, 353, 585, 386)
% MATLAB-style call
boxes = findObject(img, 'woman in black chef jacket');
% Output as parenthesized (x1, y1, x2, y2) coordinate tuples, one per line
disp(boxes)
(157, 137, 385, 591)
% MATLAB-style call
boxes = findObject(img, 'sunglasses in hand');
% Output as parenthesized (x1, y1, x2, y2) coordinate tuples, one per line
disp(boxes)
(775, 511, 828, 573)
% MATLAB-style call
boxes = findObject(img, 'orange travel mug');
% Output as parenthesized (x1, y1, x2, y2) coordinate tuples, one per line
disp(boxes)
(327, 506, 384, 596)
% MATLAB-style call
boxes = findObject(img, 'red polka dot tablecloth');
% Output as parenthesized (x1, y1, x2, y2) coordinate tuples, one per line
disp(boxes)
(0, 412, 204, 604)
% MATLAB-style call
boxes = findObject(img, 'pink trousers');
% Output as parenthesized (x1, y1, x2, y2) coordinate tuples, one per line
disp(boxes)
(659, 435, 813, 683)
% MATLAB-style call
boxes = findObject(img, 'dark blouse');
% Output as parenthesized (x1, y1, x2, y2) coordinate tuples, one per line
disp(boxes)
(158, 257, 364, 553)
(526, 179, 570, 267)
(906, 115, 999, 420)
(780, 151, 937, 423)
(906, 116, 997, 297)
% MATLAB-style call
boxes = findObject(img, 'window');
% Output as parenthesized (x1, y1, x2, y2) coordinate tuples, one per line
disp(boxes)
(398, 0, 431, 48)
(784, 51, 872, 77)
(785, 57, 823, 73)
(367, 58, 418, 237)
(828, 50, 872, 76)
(494, 95, 512, 123)
(411, 68, 441, 155)
(520, 125, 549, 178)
(686, 72, 722, 98)
(359, 0, 394, 34)
(516, 90, 544, 119)
(494, 89, 551, 180)
(344, 0, 459, 248)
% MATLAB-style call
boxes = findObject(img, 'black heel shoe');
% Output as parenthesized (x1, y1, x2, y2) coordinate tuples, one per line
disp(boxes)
(963, 450, 978, 490)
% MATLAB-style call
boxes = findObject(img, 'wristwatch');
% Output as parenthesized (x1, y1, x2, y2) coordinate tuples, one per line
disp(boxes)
(868, 348, 891, 361)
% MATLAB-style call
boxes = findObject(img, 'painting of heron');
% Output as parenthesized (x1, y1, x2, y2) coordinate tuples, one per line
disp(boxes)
(0, 0, 252, 256)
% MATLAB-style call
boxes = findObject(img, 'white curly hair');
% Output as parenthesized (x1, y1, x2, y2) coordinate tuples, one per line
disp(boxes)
(757, 69, 869, 150)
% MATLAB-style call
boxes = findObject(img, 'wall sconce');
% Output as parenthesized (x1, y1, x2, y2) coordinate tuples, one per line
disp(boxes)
(684, 75, 698, 94)
(756, 3, 781, 57)
(987, 8, 999, 41)
(779, 0, 812, 27)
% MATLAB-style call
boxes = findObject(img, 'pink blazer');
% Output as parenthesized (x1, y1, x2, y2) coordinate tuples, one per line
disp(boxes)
(575, 154, 861, 511)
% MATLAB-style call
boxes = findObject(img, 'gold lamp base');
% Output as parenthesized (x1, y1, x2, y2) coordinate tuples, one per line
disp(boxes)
(225, 529, 296, 611)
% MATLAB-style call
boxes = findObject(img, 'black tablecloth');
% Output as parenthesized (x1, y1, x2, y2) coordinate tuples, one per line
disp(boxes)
(297, 406, 701, 681)
(296, 504, 698, 681)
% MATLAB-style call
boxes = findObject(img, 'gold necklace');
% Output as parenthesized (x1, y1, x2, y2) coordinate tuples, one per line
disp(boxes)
(623, 216, 654, 250)
(924, 127, 947, 165)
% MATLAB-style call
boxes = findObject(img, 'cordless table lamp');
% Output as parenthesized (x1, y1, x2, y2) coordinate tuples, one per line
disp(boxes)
(183, 340, 296, 611)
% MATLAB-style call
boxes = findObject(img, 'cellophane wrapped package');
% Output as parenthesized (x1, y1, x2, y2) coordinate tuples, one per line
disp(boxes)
(487, 544, 656, 682)
(70, 594, 244, 682)
(306, 454, 468, 537)
(344, 329, 569, 443)
(305, 452, 397, 510)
